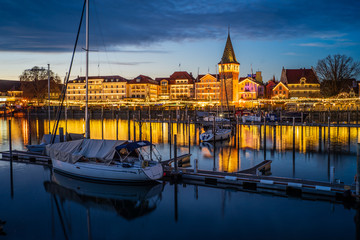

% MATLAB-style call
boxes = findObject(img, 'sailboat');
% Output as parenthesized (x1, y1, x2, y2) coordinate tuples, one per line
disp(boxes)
(47, 0, 163, 182)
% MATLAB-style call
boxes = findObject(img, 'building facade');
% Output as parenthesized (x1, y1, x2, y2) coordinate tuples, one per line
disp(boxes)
(272, 82, 289, 99)
(195, 74, 220, 101)
(169, 71, 195, 100)
(280, 68, 320, 98)
(67, 76, 127, 101)
(127, 75, 159, 101)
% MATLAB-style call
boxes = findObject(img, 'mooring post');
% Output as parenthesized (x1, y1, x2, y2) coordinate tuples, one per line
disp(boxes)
(213, 116, 216, 145)
(330, 166, 335, 184)
(328, 116, 331, 150)
(188, 115, 191, 154)
(133, 114, 136, 141)
(27, 108, 31, 145)
(127, 109, 131, 139)
(138, 110, 142, 141)
(357, 107, 359, 125)
(59, 127, 64, 142)
(357, 143, 360, 197)
(194, 158, 198, 173)
(149, 105, 153, 160)
(101, 106, 104, 140)
(174, 134, 178, 173)
(8, 119, 12, 160)
(264, 116, 266, 160)
(116, 113, 119, 141)
(292, 117, 295, 158)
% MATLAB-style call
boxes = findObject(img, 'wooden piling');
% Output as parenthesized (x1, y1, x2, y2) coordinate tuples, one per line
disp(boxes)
(263, 116, 266, 160)
(292, 117, 295, 159)
(8, 119, 12, 160)
(174, 134, 178, 173)
(133, 114, 136, 141)
(188, 115, 191, 154)
(27, 108, 31, 145)
(138, 110, 142, 141)
(116, 113, 119, 141)
(128, 109, 131, 139)
(357, 143, 360, 197)
(101, 106, 104, 140)
(59, 127, 64, 142)
(327, 116, 331, 150)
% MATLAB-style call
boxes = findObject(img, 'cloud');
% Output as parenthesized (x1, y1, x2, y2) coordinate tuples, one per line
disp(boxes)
(0, 0, 359, 52)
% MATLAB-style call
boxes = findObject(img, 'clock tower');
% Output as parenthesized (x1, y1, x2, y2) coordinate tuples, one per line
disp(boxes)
(218, 31, 240, 105)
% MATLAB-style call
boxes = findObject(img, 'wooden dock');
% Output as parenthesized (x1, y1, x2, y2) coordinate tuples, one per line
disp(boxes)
(237, 160, 272, 175)
(1, 150, 51, 166)
(164, 166, 356, 202)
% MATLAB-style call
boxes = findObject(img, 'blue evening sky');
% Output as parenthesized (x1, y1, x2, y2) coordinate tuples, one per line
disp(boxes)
(0, 0, 359, 82)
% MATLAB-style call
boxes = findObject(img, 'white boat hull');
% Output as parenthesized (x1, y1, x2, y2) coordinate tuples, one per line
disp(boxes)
(200, 129, 232, 142)
(52, 159, 163, 182)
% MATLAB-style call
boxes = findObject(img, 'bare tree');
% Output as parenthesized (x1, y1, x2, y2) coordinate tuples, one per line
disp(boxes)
(316, 54, 360, 96)
(19, 66, 61, 104)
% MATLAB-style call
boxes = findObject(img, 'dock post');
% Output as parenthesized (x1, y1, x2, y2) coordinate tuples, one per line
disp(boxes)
(133, 114, 136, 141)
(213, 116, 216, 145)
(328, 116, 331, 150)
(301, 112, 303, 123)
(194, 158, 198, 173)
(116, 113, 119, 141)
(27, 108, 31, 145)
(138, 110, 142, 141)
(101, 106, 104, 140)
(263, 116, 266, 160)
(174, 134, 178, 173)
(59, 127, 64, 142)
(319, 126, 322, 152)
(330, 166, 335, 184)
(357, 143, 360, 197)
(188, 115, 191, 154)
(357, 107, 359, 125)
(149, 106, 153, 160)
(128, 109, 131, 139)
(292, 117, 295, 158)
(337, 107, 340, 125)
(8, 119, 12, 160)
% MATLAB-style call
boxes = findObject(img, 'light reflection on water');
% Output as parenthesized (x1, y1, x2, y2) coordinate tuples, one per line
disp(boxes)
(0, 117, 359, 239)
(0, 117, 358, 183)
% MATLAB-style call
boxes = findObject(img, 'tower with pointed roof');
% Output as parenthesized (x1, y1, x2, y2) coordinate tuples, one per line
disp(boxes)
(218, 31, 240, 104)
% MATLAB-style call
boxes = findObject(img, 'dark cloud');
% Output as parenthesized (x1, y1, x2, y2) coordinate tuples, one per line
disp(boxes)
(0, 0, 359, 52)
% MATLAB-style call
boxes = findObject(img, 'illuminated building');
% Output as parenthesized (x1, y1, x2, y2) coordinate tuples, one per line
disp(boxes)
(155, 77, 170, 100)
(168, 71, 195, 100)
(238, 76, 264, 100)
(280, 68, 320, 98)
(218, 31, 240, 104)
(195, 74, 221, 101)
(127, 75, 159, 101)
(265, 77, 278, 99)
(67, 76, 127, 101)
(272, 82, 289, 99)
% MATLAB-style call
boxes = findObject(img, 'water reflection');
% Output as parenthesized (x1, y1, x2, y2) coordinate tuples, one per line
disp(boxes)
(44, 173, 164, 220)
(0, 117, 359, 182)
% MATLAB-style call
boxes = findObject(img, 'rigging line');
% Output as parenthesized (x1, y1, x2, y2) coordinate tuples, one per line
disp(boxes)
(51, 0, 87, 144)
(93, 0, 113, 75)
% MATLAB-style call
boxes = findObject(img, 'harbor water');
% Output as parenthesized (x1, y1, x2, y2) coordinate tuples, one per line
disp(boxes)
(0, 117, 359, 239)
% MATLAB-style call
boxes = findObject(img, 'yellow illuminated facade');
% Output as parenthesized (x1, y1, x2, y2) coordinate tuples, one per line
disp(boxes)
(195, 74, 220, 100)
(127, 75, 159, 101)
(66, 76, 127, 101)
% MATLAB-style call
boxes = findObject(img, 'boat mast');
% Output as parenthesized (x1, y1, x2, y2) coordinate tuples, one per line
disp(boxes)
(85, 0, 90, 139)
(47, 64, 51, 134)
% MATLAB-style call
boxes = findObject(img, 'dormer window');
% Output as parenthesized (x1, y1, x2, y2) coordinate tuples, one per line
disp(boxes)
(136, 79, 140, 83)
(300, 77, 306, 84)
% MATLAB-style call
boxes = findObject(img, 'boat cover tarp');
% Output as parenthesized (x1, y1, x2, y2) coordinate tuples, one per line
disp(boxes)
(46, 139, 127, 164)
(115, 141, 151, 152)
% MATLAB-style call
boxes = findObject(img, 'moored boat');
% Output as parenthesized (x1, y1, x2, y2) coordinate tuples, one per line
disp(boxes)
(46, 139, 163, 182)
(200, 127, 232, 142)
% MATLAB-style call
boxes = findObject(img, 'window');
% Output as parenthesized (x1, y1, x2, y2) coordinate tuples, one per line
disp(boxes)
(279, 86, 282, 90)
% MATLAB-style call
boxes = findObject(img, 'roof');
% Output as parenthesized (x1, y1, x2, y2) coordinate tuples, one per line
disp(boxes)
(197, 74, 219, 82)
(284, 68, 319, 84)
(239, 77, 264, 85)
(169, 71, 195, 84)
(273, 82, 289, 90)
(69, 75, 128, 83)
(128, 75, 158, 85)
(219, 33, 239, 64)
(155, 77, 170, 83)
(0, 80, 21, 92)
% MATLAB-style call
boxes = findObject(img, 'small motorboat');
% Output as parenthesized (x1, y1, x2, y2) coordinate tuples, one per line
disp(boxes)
(47, 139, 163, 182)
(242, 113, 262, 123)
(199, 127, 232, 142)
